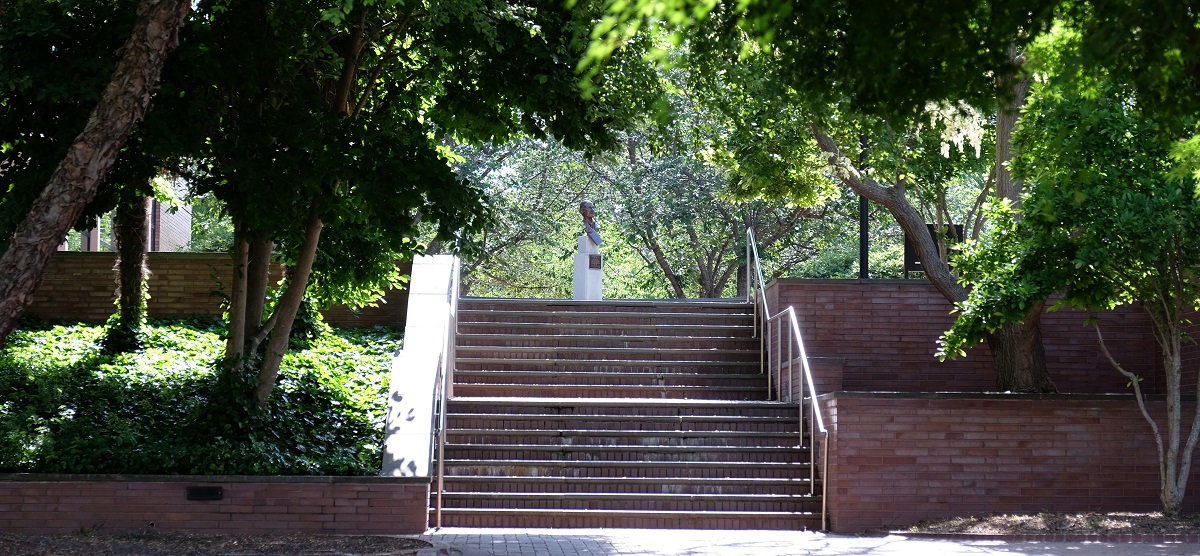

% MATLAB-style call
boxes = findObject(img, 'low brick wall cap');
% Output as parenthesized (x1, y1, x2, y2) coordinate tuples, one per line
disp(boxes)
(0, 473, 430, 485)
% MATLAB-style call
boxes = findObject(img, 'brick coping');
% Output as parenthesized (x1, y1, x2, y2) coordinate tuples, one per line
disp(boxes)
(901, 532, 1200, 543)
(0, 473, 430, 484)
(772, 277, 940, 285)
(819, 391, 1169, 402)
(53, 251, 230, 260)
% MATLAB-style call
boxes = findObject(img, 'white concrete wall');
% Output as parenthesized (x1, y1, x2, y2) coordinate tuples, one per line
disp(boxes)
(381, 255, 458, 477)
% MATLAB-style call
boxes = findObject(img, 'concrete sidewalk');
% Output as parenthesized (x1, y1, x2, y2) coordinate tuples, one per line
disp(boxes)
(418, 528, 1200, 556)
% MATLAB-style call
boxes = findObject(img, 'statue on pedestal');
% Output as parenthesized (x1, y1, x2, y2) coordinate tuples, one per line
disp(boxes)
(579, 200, 602, 246)
(574, 200, 603, 300)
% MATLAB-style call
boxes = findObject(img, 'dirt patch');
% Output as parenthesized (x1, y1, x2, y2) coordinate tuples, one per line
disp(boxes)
(0, 530, 432, 556)
(900, 512, 1200, 536)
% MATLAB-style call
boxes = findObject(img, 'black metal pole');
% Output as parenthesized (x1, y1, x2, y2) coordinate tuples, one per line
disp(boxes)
(858, 195, 869, 279)
(858, 136, 869, 279)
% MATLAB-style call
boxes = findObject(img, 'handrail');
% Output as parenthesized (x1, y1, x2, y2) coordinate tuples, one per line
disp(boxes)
(746, 228, 829, 531)
(432, 257, 460, 530)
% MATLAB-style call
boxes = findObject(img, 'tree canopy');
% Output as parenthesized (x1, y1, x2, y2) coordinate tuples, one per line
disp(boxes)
(0, 0, 662, 401)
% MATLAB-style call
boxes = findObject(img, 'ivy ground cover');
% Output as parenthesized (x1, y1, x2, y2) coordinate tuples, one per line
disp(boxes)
(0, 318, 402, 476)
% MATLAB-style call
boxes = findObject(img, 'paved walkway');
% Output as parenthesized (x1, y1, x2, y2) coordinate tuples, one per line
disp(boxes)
(416, 528, 1200, 556)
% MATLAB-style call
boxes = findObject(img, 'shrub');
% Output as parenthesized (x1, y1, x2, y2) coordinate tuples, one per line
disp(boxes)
(0, 320, 401, 475)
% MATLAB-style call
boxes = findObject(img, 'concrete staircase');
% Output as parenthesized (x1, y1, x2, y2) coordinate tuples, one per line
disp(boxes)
(433, 298, 822, 530)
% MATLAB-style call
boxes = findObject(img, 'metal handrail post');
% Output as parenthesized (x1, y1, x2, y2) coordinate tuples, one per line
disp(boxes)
(766, 318, 774, 398)
(759, 301, 765, 375)
(821, 431, 829, 530)
(787, 327, 794, 403)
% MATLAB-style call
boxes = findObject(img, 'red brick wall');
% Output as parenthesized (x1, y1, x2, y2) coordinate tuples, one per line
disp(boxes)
(24, 252, 410, 329)
(1183, 310, 1200, 393)
(822, 393, 1200, 533)
(0, 475, 429, 534)
(768, 279, 1160, 394)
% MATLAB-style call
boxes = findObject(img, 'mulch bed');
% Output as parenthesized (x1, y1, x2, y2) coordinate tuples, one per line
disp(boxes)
(0, 530, 432, 556)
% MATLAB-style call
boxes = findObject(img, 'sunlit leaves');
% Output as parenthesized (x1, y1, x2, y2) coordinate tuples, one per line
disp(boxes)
(940, 82, 1200, 360)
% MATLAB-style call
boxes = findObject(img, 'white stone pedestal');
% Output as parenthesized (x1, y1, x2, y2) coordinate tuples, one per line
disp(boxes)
(573, 234, 602, 300)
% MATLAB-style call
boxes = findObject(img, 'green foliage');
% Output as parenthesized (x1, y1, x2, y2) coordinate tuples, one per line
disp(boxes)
(1064, 0, 1200, 130)
(586, 0, 1055, 119)
(0, 320, 401, 475)
(101, 310, 146, 355)
(787, 189, 908, 280)
(0, 0, 137, 244)
(454, 128, 854, 299)
(186, 192, 234, 252)
(940, 84, 1200, 359)
(138, 0, 663, 312)
(287, 298, 331, 350)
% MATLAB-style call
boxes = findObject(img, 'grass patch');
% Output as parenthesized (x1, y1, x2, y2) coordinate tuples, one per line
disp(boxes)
(0, 318, 401, 476)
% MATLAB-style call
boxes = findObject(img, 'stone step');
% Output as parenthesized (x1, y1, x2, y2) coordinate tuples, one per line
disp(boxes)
(451, 382, 766, 400)
(437, 491, 821, 513)
(446, 412, 801, 433)
(454, 370, 766, 387)
(459, 298, 753, 315)
(442, 459, 811, 479)
(454, 345, 760, 363)
(458, 309, 753, 327)
(431, 508, 822, 530)
(439, 475, 817, 495)
(457, 321, 755, 338)
(444, 398, 801, 418)
(455, 358, 760, 373)
(441, 443, 806, 463)
(457, 333, 761, 349)
(447, 428, 802, 448)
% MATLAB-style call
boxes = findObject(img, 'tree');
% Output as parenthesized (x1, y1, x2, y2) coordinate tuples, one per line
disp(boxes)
(1, 1, 124, 241)
(0, 0, 190, 344)
(590, 131, 824, 298)
(453, 130, 835, 300)
(450, 139, 611, 298)
(154, 0, 659, 402)
(941, 83, 1200, 515)
(585, 0, 1063, 391)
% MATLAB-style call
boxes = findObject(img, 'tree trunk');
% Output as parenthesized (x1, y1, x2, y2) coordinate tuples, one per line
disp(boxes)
(812, 124, 1055, 393)
(244, 230, 274, 335)
(0, 0, 189, 344)
(103, 195, 151, 352)
(1160, 317, 1188, 516)
(643, 230, 685, 298)
(1163, 337, 1184, 515)
(254, 200, 324, 403)
(224, 224, 249, 363)
(995, 45, 1031, 212)
(735, 263, 747, 299)
(985, 302, 1055, 392)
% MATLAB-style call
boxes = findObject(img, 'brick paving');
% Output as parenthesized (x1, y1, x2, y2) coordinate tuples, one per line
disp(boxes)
(418, 528, 1200, 556)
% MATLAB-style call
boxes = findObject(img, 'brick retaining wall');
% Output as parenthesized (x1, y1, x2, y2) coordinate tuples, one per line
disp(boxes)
(822, 393, 1200, 533)
(24, 252, 410, 329)
(1184, 310, 1200, 392)
(0, 475, 430, 534)
(769, 279, 1160, 394)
